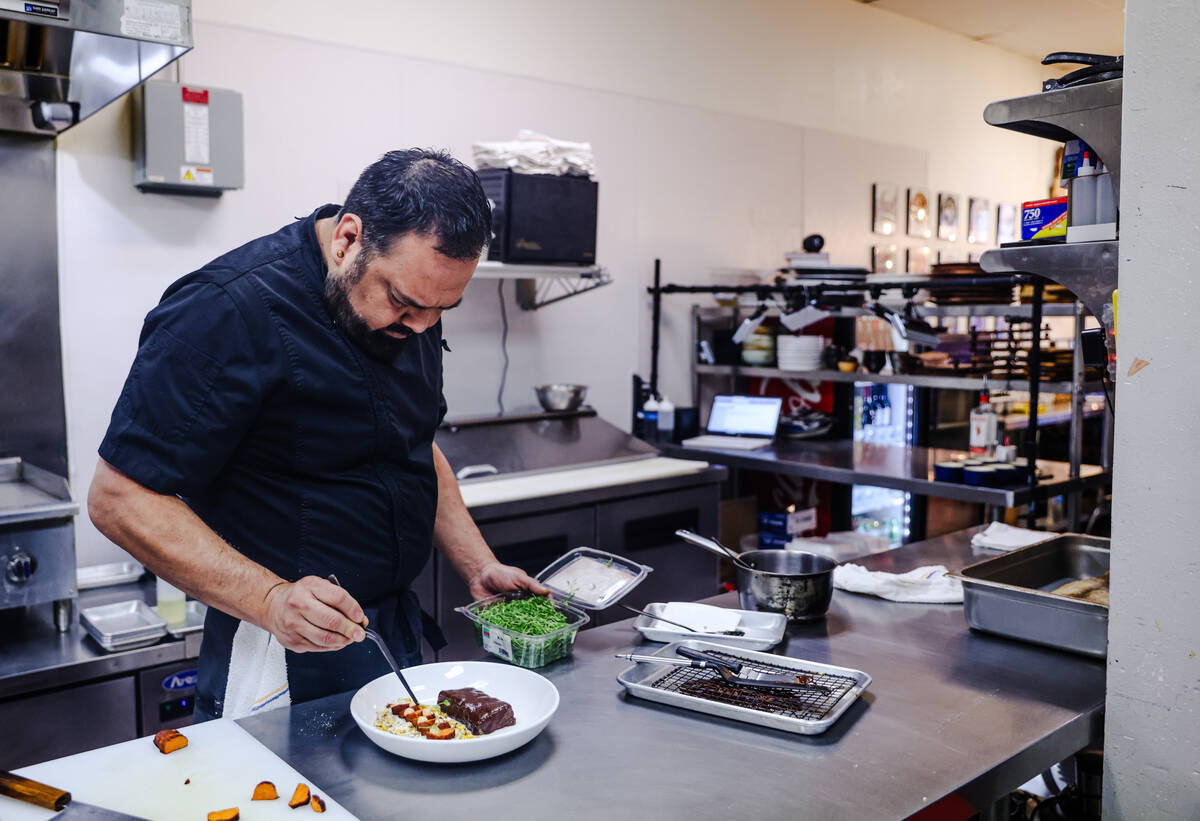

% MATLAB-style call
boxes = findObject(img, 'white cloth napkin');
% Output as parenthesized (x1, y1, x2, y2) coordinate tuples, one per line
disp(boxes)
(970, 522, 1054, 551)
(222, 621, 291, 719)
(833, 563, 963, 603)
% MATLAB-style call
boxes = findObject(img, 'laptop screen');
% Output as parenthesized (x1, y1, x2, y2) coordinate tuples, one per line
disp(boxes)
(707, 395, 783, 436)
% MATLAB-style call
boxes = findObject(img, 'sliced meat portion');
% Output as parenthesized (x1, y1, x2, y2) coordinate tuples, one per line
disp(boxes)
(437, 687, 515, 735)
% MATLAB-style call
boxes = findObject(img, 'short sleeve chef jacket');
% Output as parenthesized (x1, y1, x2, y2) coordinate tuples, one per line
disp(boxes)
(99, 205, 447, 718)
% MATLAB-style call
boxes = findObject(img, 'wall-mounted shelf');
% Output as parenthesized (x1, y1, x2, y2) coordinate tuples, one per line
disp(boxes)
(694, 364, 1094, 395)
(984, 78, 1122, 202)
(473, 261, 612, 310)
(979, 241, 1117, 324)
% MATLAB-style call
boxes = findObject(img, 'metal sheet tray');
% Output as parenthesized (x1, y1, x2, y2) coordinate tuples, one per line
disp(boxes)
(953, 533, 1109, 658)
(617, 639, 870, 735)
(81, 600, 167, 651)
(632, 603, 787, 651)
(166, 600, 208, 637)
(76, 561, 145, 590)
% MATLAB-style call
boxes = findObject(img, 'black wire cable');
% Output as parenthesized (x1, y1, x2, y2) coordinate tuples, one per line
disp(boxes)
(497, 279, 509, 415)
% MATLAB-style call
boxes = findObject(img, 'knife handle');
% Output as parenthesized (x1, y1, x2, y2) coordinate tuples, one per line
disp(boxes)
(0, 770, 71, 810)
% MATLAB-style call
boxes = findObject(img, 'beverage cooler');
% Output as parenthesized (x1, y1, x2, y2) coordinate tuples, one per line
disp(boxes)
(851, 383, 913, 546)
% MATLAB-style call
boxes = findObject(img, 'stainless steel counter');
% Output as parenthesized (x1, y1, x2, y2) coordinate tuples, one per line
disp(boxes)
(236, 527, 1105, 820)
(662, 439, 1108, 507)
(0, 577, 198, 700)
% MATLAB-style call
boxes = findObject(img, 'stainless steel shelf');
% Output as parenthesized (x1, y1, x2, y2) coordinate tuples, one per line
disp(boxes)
(984, 78, 1122, 202)
(694, 364, 1090, 394)
(695, 302, 1082, 321)
(472, 262, 612, 310)
(662, 440, 1108, 507)
(980, 242, 1117, 325)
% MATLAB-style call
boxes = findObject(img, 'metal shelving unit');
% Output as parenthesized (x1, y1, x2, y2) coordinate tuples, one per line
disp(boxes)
(980, 241, 1117, 329)
(693, 363, 1094, 395)
(984, 78, 1122, 201)
(472, 261, 612, 310)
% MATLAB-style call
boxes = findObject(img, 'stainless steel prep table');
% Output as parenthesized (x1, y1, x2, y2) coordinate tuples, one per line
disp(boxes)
(235, 527, 1105, 820)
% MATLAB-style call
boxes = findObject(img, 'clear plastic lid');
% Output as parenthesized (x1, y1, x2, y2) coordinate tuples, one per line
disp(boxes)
(536, 547, 652, 610)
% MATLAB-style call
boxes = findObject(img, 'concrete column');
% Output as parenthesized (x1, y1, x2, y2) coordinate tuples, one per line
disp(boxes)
(1105, 1, 1200, 817)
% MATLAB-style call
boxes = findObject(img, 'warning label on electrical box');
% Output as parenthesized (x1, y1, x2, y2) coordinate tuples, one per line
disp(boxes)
(182, 87, 211, 165)
(180, 165, 214, 186)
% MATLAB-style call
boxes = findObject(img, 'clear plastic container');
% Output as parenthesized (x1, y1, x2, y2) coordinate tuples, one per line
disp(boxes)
(458, 547, 651, 667)
(457, 591, 590, 668)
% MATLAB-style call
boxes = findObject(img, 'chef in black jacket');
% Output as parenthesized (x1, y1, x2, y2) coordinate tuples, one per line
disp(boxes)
(89, 149, 546, 720)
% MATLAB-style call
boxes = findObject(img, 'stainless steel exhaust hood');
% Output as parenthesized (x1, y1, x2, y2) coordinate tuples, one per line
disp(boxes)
(0, 0, 192, 135)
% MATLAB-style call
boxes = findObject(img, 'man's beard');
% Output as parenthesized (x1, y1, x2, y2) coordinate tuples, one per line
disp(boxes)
(324, 254, 412, 362)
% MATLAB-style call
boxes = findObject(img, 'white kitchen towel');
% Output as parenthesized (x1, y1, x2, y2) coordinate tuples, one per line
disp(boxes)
(833, 563, 963, 603)
(970, 522, 1054, 551)
(222, 621, 291, 719)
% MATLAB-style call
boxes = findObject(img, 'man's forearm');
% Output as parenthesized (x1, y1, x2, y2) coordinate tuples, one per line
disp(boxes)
(88, 459, 284, 628)
(431, 444, 499, 582)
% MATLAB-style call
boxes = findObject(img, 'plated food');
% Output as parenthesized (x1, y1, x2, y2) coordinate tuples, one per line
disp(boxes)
(375, 688, 516, 740)
(351, 662, 560, 763)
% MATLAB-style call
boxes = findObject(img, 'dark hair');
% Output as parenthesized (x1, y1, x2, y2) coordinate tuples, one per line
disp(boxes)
(339, 148, 492, 261)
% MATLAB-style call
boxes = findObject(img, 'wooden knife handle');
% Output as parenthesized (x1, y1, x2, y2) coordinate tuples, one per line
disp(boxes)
(0, 770, 71, 810)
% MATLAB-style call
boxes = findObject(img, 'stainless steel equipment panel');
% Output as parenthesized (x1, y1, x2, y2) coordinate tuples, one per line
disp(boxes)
(137, 659, 198, 733)
(0, 676, 137, 769)
(0, 517, 75, 609)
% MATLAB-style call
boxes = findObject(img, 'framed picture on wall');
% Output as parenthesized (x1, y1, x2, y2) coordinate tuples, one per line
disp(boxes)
(872, 244, 900, 273)
(907, 246, 932, 274)
(872, 183, 899, 236)
(937, 193, 959, 242)
(968, 197, 991, 244)
(907, 188, 932, 238)
(937, 248, 968, 264)
(996, 203, 1018, 244)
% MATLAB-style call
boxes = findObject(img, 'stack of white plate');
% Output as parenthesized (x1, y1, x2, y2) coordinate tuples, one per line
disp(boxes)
(777, 334, 824, 371)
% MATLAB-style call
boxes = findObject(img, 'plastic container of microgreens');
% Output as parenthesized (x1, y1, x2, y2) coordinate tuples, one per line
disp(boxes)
(457, 547, 652, 668)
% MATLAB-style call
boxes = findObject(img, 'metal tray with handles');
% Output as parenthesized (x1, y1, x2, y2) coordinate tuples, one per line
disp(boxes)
(953, 533, 1110, 658)
(617, 639, 870, 735)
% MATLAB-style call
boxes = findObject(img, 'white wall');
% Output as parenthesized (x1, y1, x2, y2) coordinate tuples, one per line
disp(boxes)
(1105, 0, 1200, 816)
(61, 4, 1049, 566)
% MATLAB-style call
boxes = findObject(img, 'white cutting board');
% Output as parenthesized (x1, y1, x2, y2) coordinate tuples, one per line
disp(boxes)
(0, 719, 356, 821)
(459, 456, 710, 508)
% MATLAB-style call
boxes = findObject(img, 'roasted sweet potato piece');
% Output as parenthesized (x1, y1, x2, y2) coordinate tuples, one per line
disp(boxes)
(424, 724, 455, 740)
(207, 809, 239, 821)
(288, 783, 311, 809)
(414, 712, 437, 729)
(252, 781, 278, 800)
(153, 729, 188, 754)
(311, 795, 326, 813)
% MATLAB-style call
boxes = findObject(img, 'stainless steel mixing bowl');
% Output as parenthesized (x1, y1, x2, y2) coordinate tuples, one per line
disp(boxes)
(535, 384, 587, 412)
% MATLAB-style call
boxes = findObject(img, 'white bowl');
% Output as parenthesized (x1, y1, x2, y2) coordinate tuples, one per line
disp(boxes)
(350, 661, 559, 764)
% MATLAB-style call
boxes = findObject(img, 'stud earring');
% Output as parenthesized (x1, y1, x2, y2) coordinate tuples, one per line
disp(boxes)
(336, 250, 345, 259)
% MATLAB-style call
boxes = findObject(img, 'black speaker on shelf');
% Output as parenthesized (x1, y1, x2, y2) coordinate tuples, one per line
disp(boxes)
(477, 168, 598, 265)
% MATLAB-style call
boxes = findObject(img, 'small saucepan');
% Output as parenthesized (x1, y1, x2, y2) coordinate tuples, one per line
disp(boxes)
(677, 530, 837, 621)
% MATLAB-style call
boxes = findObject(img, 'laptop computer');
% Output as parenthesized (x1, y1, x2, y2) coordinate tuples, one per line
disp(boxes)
(681, 395, 783, 451)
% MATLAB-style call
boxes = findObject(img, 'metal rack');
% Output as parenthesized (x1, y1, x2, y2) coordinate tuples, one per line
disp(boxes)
(646, 268, 1110, 533)
(473, 261, 612, 310)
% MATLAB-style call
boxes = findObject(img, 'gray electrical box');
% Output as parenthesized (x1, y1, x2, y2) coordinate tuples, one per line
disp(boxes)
(133, 81, 244, 196)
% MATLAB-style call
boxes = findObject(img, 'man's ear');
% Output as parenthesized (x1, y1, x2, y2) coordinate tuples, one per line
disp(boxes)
(333, 213, 364, 259)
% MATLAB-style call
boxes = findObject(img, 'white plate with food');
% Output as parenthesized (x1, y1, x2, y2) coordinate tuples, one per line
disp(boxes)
(350, 661, 559, 764)
(631, 602, 788, 650)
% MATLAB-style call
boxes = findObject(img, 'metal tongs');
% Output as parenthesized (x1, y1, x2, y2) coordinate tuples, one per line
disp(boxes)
(616, 646, 832, 695)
